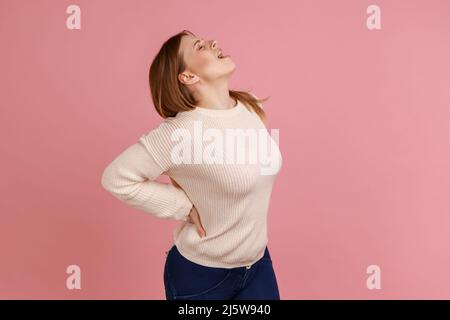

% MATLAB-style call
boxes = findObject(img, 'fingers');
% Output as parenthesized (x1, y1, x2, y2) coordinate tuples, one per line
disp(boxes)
(196, 225, 206, 238)
(189, 207, 206, 238)
(193, 217, 206, 238)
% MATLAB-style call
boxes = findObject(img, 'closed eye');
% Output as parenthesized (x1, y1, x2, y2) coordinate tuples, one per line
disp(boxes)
(197, 39, 206, 50)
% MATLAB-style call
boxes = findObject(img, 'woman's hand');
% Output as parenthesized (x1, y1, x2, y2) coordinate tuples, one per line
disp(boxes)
(187, 205, 206, 238)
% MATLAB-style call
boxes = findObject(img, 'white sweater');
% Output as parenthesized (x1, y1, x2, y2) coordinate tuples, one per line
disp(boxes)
(101, 98, 283, 268)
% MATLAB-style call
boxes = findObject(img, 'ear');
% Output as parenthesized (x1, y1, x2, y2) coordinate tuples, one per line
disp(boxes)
(178, 72, 197, 85)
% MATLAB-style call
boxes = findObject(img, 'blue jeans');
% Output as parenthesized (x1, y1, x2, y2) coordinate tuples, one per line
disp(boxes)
(163, 244, 280, 300)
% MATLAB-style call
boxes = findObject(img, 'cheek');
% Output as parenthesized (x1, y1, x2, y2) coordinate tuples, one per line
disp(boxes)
(192, 55, 221, 76)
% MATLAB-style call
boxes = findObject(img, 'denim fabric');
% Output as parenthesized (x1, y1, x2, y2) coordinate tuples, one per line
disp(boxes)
(163, 244, 280, 300)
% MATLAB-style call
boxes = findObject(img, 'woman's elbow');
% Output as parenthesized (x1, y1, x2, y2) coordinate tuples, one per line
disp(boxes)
(100, 164, 117, 193)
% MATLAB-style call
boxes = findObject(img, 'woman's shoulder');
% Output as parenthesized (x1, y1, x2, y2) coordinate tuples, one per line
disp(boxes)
(141, 112, 195, 141)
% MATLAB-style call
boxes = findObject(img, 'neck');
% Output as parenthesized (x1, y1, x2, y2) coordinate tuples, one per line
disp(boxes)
(194, 81, 235, 110)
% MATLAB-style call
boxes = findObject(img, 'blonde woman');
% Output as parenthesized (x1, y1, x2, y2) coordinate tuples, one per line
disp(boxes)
(101, 30, 282, 300)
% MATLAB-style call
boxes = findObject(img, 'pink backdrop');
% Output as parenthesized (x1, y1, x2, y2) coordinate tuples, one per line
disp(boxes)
(1, 0, 449, 299)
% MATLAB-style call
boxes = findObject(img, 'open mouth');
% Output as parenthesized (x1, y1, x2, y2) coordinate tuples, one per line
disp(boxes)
(217, 49, 230, 59)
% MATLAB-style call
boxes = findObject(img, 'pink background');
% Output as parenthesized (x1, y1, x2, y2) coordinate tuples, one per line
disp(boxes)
(1, 0, 450, 299)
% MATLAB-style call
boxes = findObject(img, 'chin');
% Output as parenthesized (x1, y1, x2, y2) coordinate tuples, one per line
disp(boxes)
(225, 59, 236, 71)
(224, 64, 236, 76)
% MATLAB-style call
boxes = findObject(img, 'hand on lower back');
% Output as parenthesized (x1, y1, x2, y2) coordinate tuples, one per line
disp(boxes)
(188, 205, 206, 238)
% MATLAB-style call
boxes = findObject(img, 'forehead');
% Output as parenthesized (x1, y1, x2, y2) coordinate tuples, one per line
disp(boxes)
(181, 34, 198, 50)
(180, 34, 200, 59)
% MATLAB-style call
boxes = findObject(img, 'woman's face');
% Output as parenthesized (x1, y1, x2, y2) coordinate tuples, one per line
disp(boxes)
(178, 34, 236, 84)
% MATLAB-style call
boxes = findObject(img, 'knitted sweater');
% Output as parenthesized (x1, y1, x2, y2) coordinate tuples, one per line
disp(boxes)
(101, 97, 282, 268)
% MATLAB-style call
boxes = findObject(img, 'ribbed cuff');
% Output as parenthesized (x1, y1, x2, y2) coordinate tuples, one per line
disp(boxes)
(171, 187, 193, 221)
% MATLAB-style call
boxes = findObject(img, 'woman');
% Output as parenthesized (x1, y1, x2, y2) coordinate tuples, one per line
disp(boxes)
(101, 30, 283, 300)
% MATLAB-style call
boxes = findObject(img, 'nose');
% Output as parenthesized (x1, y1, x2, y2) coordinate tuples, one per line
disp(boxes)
(211, 40, 218, 49)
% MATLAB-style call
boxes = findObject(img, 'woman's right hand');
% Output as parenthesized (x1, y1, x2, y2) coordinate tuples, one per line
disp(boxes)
(187, 205, 206, 238)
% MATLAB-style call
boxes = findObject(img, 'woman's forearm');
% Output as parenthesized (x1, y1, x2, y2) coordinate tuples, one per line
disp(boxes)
(101, 141, 193, 221)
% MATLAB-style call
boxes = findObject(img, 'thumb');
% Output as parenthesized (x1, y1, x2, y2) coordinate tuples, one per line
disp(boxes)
(195, 221, 206, 238)
(189, 206, 206, 238)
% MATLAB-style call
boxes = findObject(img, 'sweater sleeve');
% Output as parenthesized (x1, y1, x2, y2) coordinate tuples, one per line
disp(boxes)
(101, 120, 193, 221)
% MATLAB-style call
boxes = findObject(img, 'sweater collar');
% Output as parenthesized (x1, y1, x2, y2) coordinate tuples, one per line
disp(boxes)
(190, 99, 245, 117)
